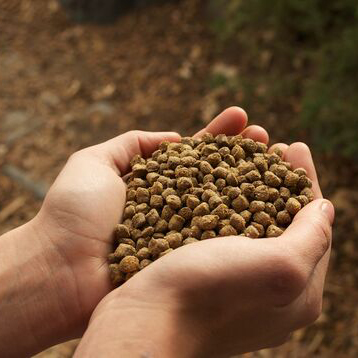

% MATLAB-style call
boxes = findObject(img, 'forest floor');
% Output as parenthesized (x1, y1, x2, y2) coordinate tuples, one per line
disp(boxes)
(1, 0, 358, 357)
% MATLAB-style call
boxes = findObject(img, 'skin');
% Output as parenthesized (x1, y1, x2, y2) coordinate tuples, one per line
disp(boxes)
(0, 107, 334, 358)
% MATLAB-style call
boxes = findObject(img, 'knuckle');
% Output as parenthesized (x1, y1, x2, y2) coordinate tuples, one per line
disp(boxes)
(311, 217, 332, 255)
(270, 333, 291, 348)
(268, 252, 306, 305)
(293, 141, 309, 152)
(69, 148, 87, 161)
(302, 296, 323, 326)
(126, 130, 143, 138)
(68, 146, 100, 162)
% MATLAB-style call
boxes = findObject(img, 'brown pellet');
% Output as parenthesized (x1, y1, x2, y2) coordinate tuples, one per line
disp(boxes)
(266, 225, 284, 238)
(232, 194, 249, 212)
(183, 237, 199, 245)
(212, 203, 230, 219)
(286, 197, 302, 215)
(254, 185, 270, 201)
(136, 247, 151, 260)
(253, 211, 272, 227)
(132, 213, 146, 228)
(114, 244, 136, 260)
(165, 233, 183, 249)
(116, 224, 131, 238)
(244, 225, 260, 238)
(264, 171, 281, 187)
(168, 214, 186, 231)
(276, 210, 292, 226)
(219, 225, 238, 236)
(197, 215, 219, 230)
(150, 195, 163, 209)
(201, 230, 217, 240)
(230, 213, 246, 232)
(166, 195, 182, 210)
(148, 238, 170, 256)
(140, 259, 153, 270)
(284, 172, 300, 187)
(146, 209, 160, 226)
(118, 256, 140, 273)
(249, 200, 266, 213)
(251, 222, 265, 237)
(177, 177, 193, 190)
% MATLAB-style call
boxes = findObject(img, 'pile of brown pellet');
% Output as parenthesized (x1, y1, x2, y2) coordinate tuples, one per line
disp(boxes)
(108, 133, 314, 285)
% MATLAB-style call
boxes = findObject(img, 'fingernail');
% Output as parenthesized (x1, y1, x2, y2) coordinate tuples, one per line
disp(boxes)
(320, 200, 334, 225)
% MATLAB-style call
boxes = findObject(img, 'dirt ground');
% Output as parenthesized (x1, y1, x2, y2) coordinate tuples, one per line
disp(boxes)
(1, 0, 358, 357)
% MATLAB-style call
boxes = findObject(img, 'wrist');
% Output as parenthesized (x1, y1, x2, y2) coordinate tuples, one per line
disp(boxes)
(0, 217, 83, 357)
(75, 279, 200, 358)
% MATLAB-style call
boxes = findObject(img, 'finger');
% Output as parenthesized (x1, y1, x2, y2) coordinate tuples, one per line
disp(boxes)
(274, 199, 333, 324)
(279, 199, 334, 276)
(286, 246, 332, 330)
(100, 130, 181, 175)
(306, 245, 331, 298)
(193, 106, 248, 138)
(241, 125, 269, 144)
(268, 143, 289, 154)
(284, 142, 322, 198)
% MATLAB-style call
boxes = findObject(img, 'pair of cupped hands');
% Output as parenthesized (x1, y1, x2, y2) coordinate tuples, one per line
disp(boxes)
(0, 107, 334, 358)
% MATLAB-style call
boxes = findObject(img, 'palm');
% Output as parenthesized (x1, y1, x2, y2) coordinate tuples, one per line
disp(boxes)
(39, 154, 127, 315)
(37, 129, 184, 319)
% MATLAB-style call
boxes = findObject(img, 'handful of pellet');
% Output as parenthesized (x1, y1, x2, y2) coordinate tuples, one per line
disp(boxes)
(109, 133, 314, 285)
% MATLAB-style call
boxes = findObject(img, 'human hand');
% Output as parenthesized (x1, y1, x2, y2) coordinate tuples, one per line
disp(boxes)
(73, 109, 334, 357)
(1, 124, 183, 357)
(31, 131, 180, 326)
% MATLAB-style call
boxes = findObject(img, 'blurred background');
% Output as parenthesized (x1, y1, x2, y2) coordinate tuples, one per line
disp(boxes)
(0, 0, 357, 356)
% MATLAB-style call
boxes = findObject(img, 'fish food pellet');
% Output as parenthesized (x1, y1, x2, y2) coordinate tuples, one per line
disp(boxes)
(132, 213, 146, 228)
(201, 230, 216, 240)
(148, 238, 170, 256)
(183, 237, 199, 245)
(249, 200, 266, 213)
(139, 259, 152, 270)
(165, 233, 183, 248)
(118, 256, 140, 273)
(108, 134, 314, 285)
(251, 222, 265, 237)
(197, 215, 219, 230)
(114, 244, 136, 260)
(218, 224, 238, 236)
(286, 197, 302, 215)
(244, 225, 260, 238)
(168, 214, 185, 231)
(266, 225, 284, 238)
(116, 224, 131, 239)
(230, 213, 246, 232)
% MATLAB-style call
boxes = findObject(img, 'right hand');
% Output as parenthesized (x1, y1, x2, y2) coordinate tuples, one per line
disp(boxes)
(75, 110, 334, 358)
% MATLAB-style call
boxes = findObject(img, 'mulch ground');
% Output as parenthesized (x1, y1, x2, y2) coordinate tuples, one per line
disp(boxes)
(1, 0, 358, 356)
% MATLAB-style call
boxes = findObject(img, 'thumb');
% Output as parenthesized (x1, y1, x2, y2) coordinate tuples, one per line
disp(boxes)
(99, 130, 181, 175)
(279, 199, 335, 271)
